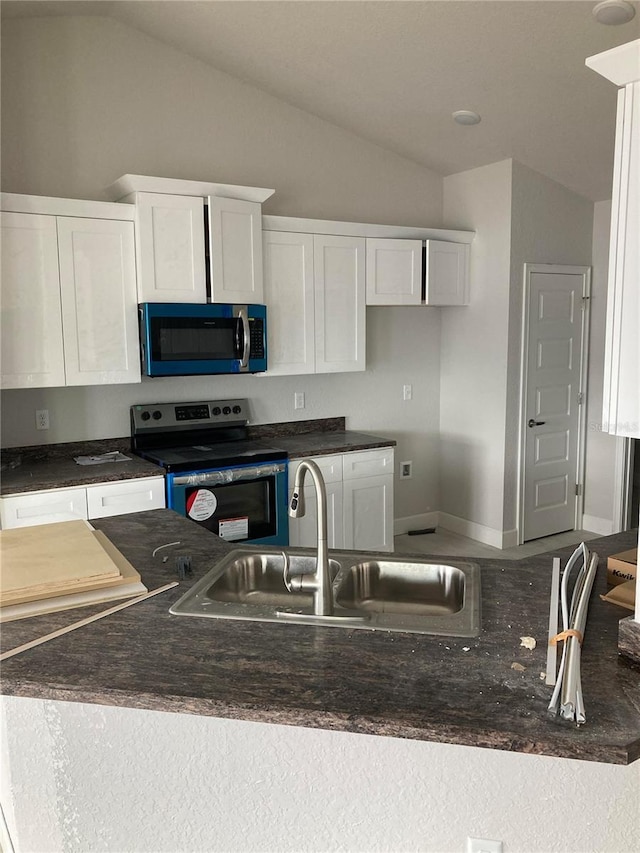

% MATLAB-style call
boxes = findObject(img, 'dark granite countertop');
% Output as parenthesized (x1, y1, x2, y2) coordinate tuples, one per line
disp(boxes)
(0, 420, 395, 495)
(0, 438, 164, 495)
(1, 509, 638, 765)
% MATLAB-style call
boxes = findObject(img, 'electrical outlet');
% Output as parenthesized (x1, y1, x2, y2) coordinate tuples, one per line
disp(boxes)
(467, 838, 503, 853)
(294, 392, 305, 410)
(35, 409, 50, 431)
(400, 461, 412, 479)
(403, 384, 413, 401)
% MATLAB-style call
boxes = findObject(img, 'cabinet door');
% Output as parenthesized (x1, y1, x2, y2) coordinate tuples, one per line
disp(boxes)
(602, 81, 640, 438)
(424, 240, 469, 306)
(86, 477, 165, 519)
(57, 217, 140, 386)
(365, 238, 423, 305)
(134, 192, 206, 303)
(314, 235, 366, 373)
(262, 231, 315, 375)
(0, 212, 66, 388)
(0, 488, 88, 529)
(288, 481, 344, 550)
(208, 197, 264, 304)
(343, 474, 394, 553)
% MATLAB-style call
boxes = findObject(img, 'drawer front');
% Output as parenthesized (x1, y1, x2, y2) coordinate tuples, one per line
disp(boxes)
(86, 477, 165, 519)
(289, 454, 343, 486)
(342, 448, 394, 481)
(0, 488, 88, 529)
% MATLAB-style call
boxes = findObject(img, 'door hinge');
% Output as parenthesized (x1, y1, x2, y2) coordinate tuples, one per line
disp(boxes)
(575, 484, 583, 497)
(577, 392, 584, 405)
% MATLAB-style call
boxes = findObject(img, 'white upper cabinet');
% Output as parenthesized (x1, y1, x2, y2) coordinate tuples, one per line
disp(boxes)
(208, 197, 264, 304)
(1, 212, 66, 388)
(314, 234, 366, 373)
(424, 240, 469, 306)
(262, 231, 315, 375)
(107, 176, 275, 305)
(130, 192, 206, 303)
(1, 199, 140, 389)
(366, 238, 423, 305)
(57, 217, 140, 385)
(587, 41, 640, 440)
(262, 231, 366, 375)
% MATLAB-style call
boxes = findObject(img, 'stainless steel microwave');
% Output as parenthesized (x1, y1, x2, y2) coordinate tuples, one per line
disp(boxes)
(139, 303, 267, 377)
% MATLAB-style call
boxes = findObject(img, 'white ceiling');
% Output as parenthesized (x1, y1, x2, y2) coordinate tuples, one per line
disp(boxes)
(3, 0, 639, 200)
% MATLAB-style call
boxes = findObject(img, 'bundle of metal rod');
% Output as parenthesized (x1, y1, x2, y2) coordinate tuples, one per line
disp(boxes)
(547, 542, 600, 725)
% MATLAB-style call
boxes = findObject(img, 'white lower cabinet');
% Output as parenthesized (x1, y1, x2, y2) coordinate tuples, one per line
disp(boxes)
(288, 448, 394, 552)
(0, 477, 165, 529)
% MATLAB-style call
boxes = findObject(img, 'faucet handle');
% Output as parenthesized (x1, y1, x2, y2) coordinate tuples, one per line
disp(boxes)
(281, 551, 293, 592)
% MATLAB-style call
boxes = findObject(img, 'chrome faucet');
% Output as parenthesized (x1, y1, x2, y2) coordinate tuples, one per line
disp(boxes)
(287, 460, 333, 616)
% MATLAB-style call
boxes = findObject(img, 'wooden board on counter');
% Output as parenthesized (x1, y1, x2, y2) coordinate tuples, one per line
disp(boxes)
(0, 520, 122, 602)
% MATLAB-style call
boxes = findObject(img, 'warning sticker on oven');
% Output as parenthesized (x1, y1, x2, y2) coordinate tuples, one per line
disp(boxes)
(186, 489, 217, 521)
(218, 517, 249, 541)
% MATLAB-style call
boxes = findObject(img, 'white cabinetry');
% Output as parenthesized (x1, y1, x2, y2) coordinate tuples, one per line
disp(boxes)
(108, 176, 275, 305)
(0, 477, 165, 530)
(342, 448, 394, 551)
(128, 192, 264, 305)
(208, 196, 264, 304)
(288, 448, 394, 552)
(262, 231, 366, 375)
(366, 238, 423, 305)
(130, 192, 206, 303)
(424, 240, 469, 306)
(586, 41, 640, 440)
(1, 196, 140, 389)
(288, 455, 344, 549)
(365, 238, 468, 306)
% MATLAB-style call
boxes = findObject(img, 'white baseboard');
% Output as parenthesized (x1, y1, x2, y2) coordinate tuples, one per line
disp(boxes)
(394, 513, 439, 537)
(438, 512, 516, 550)
(581, 514, 615, 536)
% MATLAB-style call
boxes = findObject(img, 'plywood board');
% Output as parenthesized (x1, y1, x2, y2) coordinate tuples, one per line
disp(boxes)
(2, 532, 141, 606)
(0, 520, 121, 601)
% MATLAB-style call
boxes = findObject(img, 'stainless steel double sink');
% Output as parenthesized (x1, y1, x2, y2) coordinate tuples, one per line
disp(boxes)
(170, 547, 481, 637)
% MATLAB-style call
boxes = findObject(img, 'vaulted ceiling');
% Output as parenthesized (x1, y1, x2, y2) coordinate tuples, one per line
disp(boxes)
(3, 0, 639, 200)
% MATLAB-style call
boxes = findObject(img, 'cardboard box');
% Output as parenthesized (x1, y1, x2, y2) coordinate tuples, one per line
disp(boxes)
(606, 548, 637, 586)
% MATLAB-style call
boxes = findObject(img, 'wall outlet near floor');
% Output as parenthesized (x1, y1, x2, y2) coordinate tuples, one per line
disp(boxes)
(35, 409, 50, 430)
(403, 384, 413, 401)
(467, 838, 503, 853)
(294, 392, 305, 410)
(400, 460, 413, 479)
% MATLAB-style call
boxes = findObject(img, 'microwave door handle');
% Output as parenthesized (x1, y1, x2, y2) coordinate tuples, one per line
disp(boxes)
(238, 308, 250, 369)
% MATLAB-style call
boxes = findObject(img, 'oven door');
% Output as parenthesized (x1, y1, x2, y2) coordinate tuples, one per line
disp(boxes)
(167, 461, 288, 546)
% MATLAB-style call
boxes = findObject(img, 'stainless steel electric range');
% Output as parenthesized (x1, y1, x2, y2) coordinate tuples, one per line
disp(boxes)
(130, 399, 288, 546)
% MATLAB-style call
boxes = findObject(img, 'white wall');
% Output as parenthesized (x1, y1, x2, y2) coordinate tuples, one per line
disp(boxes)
(2, 696, 639, 853)
(0, 15, 445, 522)
(440, 160, 513, 544)
(506, 161, 595, 533)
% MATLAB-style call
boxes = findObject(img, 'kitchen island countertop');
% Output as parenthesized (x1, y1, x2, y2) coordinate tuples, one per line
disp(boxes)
(1, 509, 638, 765)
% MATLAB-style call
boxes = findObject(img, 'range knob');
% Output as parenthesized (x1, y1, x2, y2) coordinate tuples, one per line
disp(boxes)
(232, 405, 242, 414)
(141, 411, 151, 421)
(212, 406, 221, 416)
(222, 406, 231, 415)
(152, 410, 162, 420)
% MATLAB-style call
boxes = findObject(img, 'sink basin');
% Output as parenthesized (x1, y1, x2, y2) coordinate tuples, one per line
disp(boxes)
(170, 547, 480, 637)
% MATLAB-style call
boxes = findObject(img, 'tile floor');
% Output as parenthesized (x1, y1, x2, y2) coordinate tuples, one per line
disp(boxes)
(394, 527, 602, 561)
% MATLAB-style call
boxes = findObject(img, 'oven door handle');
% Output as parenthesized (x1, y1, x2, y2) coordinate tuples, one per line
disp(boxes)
(237, 308, 251, 369)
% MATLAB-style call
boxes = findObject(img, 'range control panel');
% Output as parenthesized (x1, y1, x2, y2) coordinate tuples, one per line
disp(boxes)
(131, 399, 249, 431)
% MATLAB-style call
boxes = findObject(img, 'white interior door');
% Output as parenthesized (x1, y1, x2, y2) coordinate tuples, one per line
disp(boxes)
(521, 265, 590, 542)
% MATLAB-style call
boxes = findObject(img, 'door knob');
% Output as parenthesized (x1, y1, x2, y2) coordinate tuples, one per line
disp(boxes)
(528, 418, 546, 427)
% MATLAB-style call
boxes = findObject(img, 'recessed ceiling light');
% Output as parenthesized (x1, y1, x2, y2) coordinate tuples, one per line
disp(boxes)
(592, 0, 636, 25)
(452, 110, 481, 126)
